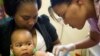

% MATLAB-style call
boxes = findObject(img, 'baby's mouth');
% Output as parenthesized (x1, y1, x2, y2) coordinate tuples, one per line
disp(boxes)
(22, 52, 31, 56)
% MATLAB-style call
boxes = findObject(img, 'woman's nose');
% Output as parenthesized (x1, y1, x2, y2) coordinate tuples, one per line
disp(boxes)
(28, 19, 34, 25)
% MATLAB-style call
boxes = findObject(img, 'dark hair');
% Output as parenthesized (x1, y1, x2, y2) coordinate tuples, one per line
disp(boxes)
(3, 0, 41, 17)
(50, 0, 72, 7)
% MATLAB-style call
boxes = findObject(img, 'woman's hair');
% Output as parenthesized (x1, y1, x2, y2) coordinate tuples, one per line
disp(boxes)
(3, 0, 41, 17)
(50, 0, 72, 7)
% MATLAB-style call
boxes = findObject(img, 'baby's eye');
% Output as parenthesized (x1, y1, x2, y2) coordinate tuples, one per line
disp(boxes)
(15, 44, 22, 47)
(27, 42, 32, 46)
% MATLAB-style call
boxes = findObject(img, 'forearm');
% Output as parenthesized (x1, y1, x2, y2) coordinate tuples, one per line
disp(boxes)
(52, 38, 61, 45)
(52, 31, 100, 55)
(75, 37, 98, 49)
(75, 31, 100, 49)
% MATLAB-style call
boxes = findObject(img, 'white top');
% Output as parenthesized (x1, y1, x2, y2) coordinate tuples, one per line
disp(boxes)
(35, 29, 47, 51)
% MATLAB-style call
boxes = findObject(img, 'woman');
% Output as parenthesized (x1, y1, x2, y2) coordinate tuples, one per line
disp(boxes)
(0, 0, 60, 56)
(0, 0, 3, 20)
(0, 0, 12, 26)
(50, 0, 100, 56)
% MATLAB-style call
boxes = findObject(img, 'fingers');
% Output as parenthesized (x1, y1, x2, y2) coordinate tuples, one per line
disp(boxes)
(52, 45, 62, 56)
(56, 47, 61, 56)
(58, 51, 65, 56)
(46, 52, 54, 56)
(53, 46, 58, 56)
(52, 45, 56, 55)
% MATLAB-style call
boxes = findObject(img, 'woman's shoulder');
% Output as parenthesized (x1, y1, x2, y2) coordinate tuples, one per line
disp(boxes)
(0, 17, 12, 25)
(38, 14, 50, 24)
(0, 17, 13, 31)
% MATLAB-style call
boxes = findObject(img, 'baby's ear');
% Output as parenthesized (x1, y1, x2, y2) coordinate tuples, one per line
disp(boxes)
(10, 45, 14, 56)
(10, 45, 13, 53)
(10, 45, 12, 49)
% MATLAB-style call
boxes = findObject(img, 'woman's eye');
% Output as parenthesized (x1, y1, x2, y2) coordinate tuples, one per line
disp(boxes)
(22, 16, 30, 20)
(33, 15, 37, 19)
(21, 15, 38, 20)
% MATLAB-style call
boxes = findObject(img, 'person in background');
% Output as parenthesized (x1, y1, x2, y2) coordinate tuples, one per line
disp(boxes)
(0, 0, 11, 25)
(0, 5, 4, 20)
(50, 0, 100, 56)
(0, 0, 60, 56)
(0, 0, 5, 24)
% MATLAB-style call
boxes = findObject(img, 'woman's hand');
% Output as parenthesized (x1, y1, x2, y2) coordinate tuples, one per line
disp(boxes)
(52, 43, 75, 56)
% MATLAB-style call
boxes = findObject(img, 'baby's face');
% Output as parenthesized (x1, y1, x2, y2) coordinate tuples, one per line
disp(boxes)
(11, 30, 34, 56)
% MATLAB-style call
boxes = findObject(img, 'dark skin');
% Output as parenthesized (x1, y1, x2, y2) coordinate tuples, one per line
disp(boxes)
(14, 2, 60, 51)
(52, 0, 100, 56)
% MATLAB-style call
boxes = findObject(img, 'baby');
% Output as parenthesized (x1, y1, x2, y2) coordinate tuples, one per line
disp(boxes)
(10, 29, 34, 56)
(10, 29, 54, 56)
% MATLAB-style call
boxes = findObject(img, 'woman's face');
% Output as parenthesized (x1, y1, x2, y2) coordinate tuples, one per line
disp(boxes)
(53, 2, 92, 29)
(14, 3, 38, 30)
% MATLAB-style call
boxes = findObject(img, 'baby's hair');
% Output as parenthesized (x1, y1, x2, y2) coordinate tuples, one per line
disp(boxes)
(10, 29, 32, 44)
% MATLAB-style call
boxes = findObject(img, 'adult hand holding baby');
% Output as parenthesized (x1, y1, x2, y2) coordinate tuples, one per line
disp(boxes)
(53, 43, 75, 56)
